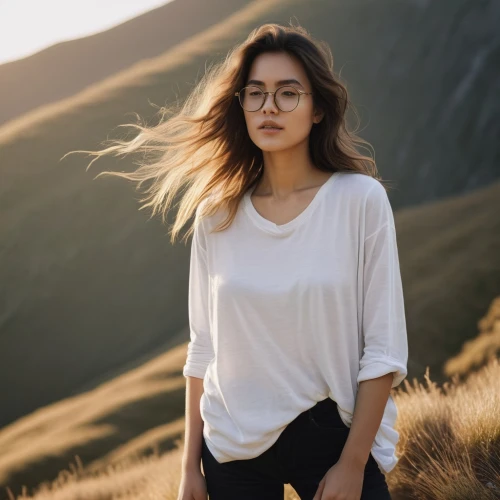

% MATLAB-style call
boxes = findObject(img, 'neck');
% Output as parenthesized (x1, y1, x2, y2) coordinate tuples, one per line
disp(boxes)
(257, 139, 322, 198)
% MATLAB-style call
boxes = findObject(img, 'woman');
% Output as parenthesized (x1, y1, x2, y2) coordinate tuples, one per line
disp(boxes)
(72, 23, 408, 500)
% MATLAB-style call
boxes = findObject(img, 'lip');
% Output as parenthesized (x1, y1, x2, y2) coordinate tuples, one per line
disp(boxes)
(258, 120, 283, 130)
(259, 127, 283, 134)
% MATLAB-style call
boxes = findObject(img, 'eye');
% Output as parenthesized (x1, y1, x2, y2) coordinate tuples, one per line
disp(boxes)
(278, 87, 299, 98)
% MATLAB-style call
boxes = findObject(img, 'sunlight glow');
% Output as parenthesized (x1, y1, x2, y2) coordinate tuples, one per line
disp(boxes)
(0, 0, 174, 65)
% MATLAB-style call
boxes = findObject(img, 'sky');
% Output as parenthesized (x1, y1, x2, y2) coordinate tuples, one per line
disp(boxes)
(0, 0, 173, 65)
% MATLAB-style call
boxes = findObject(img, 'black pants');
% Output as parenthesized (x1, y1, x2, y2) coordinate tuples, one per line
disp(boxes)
(201, 397, 392, 499)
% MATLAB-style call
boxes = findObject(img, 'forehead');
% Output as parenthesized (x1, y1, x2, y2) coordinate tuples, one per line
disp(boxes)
(246, 52, 309, 87)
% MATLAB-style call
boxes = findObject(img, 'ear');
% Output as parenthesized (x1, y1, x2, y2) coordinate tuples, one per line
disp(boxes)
(313, 106, 325, 124)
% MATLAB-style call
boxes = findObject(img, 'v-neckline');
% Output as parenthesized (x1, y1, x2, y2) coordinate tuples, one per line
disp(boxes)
(243, 172, 339, 236)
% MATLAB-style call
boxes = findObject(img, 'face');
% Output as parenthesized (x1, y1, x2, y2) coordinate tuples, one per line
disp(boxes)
(240, 51, 323, 153)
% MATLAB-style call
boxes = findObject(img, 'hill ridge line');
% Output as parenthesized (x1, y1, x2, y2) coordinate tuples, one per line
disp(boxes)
(0, 0, 296, 145)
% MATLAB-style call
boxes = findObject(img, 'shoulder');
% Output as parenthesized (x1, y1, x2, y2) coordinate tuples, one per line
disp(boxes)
(333, 172, 394, 232)
(195, 196, 211, 218)
(195, 190, 220, 220)
(333, 171, 388, 205)
(194, 190, 226, 236)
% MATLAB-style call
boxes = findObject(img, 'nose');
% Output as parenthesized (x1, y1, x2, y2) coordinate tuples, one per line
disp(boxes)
(261, 92, 278, 114)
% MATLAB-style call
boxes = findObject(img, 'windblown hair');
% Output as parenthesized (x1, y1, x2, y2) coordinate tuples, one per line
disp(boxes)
(64, 23, 386, 245)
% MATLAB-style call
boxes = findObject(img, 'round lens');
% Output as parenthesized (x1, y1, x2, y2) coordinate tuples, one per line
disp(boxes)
(239, 86, 264, 112)
(276, 86, 300, 112)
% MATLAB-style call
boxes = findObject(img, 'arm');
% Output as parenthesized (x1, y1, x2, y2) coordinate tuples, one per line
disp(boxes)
(182, 209, 215, 471)
(339, 374, 394, 469)
(182, 376, 205, 472)
(341, 184, 409, 468)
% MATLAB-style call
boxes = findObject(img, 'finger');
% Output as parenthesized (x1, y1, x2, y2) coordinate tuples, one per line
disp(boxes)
(312, 477, 325, 500)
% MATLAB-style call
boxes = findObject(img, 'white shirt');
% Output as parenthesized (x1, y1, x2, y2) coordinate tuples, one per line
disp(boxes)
(182, 171, 409, 474)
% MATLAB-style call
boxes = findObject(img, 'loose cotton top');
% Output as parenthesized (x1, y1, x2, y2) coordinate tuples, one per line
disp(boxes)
(182, 171, 409, 474)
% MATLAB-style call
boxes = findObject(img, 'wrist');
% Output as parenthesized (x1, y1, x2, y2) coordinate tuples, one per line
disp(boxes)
(338, 449, 369, 470)
(182, 457, 201, 473)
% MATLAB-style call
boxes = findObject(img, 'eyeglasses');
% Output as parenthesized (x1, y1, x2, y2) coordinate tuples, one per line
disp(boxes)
(235, 85, 313, 112)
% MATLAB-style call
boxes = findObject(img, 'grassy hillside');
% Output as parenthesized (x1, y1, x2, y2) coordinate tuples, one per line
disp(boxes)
(0, 340, 190, 495)
(0, 0, 498, 439)
(0, 0, 253, 127)
(394, 180, 500, 380)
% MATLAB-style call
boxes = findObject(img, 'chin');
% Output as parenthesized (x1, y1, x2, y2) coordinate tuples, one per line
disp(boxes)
(252, 137, 295, 152)
(257, 140, 303, 153)
(258, 144, 289, 152)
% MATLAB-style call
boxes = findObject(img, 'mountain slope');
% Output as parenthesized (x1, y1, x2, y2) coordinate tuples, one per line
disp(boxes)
(0, 0, 301, 430)
(394, 180, 500, 379)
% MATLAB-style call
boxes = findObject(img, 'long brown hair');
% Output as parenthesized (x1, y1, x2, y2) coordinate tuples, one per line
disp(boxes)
(62, 23, 384, 245)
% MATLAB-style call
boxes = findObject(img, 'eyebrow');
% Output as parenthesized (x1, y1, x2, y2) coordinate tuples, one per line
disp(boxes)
(246, 78, 305, 88)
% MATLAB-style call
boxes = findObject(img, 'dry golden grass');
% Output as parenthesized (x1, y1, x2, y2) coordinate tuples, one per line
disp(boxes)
(3, 351, 499, 500)
(388, 357, 500, 499)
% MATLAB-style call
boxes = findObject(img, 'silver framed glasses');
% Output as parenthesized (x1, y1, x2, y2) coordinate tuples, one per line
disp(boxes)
(235, 85, 313, 112)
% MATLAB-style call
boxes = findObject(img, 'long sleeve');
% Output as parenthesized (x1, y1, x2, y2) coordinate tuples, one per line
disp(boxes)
(182, 209, 215, 380)
(356, 182, 408, 389)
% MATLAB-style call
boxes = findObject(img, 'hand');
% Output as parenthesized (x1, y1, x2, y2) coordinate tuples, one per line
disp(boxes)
(177, 468, 208, 500)
(312, 456, 365, 500)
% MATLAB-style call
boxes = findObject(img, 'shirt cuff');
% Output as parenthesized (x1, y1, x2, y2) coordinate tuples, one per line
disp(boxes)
(357, 355, 408, 388)
(183, 362, 209, 380)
